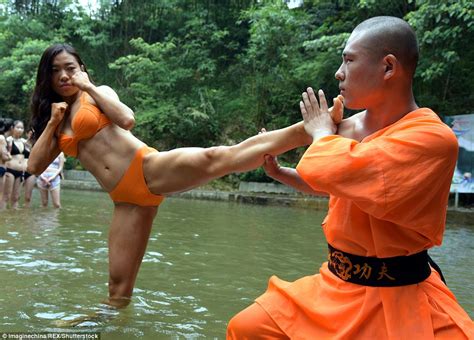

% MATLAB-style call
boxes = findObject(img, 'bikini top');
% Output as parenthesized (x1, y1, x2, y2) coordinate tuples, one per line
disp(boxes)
(58, 93, 111, 157)
(9, 139, 28, 157)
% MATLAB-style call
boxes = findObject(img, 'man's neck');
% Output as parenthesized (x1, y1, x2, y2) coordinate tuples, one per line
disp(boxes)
(364, 92, 418, 132)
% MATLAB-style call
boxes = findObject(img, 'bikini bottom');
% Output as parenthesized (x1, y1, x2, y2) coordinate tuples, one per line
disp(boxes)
(23, 171, 33, 181)
(109, 145, 165, 207)
(6, 168, 23, 181)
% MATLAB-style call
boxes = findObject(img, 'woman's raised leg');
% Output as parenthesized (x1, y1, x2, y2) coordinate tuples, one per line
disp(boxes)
(107, 203, 158, 308)
(144, 121, 311, 195)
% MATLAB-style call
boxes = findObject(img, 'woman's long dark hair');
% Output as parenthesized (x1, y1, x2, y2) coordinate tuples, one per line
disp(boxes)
(30, 44, 89, 141)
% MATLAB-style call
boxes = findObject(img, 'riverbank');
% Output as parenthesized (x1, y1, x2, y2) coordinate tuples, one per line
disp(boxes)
(62, 170, 474, 226)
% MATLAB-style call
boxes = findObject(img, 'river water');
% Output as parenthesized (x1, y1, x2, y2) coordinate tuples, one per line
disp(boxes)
(0, 189, 472, 339)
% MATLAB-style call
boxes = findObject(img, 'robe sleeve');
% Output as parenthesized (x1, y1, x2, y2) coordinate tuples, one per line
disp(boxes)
(296, 117, 458, 220)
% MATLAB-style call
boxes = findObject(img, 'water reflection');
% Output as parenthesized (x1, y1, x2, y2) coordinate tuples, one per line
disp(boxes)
(0, 189, 472, 339)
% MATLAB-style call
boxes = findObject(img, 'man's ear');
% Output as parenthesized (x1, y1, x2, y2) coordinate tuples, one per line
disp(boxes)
(383, 54, 397, 80)
(80, 65, 85, 72)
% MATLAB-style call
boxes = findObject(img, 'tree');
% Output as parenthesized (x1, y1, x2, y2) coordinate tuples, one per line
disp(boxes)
(407, 0, 474, 117)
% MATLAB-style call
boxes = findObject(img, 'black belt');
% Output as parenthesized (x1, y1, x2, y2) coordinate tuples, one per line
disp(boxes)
(327, 244, 444, 287)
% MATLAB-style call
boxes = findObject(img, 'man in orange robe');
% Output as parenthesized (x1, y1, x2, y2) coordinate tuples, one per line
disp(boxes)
(227, 16, 473, 339)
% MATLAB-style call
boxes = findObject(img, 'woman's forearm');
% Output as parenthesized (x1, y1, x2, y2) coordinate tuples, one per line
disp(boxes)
(27, 121, 61, 175)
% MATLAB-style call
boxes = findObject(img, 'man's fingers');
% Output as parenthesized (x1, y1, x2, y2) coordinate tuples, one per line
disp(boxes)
(318, 89, 328, 112)
(300, 101, 309, 122)
(307, 87, 320, 114)
(302, 92, 313, 117)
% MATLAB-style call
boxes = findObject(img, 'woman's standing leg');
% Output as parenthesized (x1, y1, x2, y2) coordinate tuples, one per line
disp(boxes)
(39, 188, 49, 207)
(0, 173, 5, 198)
(10, 176, 22, 209)
(107, 203, 158, 308)
(50, 187, 61, 208)
(23, 174, 36, 208)
(0, 172, 14, 209)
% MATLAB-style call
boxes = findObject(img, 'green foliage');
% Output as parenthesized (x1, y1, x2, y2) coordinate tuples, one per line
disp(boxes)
(239, 158, 298, 183)
(109, 34, 223, 148)
(237, 2, 310, 128)
(64, 155, 83, 170)
(0, 38, 52, 121)
(407, 0, 474, 116)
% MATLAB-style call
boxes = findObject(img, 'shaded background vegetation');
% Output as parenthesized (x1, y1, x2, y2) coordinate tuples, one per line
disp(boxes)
(0, 0, 472, 180)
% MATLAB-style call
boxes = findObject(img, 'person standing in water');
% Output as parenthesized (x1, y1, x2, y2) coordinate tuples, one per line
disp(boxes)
(36, 152, 65, 208)
(27, 44, 343, 308)
(0, 119, 13, 198)
(22, 128, 36, 208)
(1, 120, 28, 210)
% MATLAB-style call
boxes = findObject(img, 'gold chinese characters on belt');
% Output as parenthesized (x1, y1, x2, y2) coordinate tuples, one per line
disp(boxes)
(328, 249, 395, 282)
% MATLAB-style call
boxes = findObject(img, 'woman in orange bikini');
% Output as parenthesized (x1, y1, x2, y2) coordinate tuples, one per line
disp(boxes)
(28, 44, 343, 308)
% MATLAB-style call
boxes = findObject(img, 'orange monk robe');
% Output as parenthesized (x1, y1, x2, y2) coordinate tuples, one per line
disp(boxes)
(255, 108, 473, 339)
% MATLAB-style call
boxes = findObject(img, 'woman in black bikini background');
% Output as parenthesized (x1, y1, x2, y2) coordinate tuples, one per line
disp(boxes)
(0, 119, 13, 198)
(0, 120, 29, 209)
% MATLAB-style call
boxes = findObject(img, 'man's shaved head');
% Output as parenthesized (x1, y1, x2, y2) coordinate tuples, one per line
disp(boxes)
(352, 16, 419, 77)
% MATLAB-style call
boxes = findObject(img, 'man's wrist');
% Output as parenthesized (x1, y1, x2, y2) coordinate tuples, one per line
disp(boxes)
(311, 129, 332, 142)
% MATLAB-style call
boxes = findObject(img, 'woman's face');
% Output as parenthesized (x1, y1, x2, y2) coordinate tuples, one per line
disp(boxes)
(12, 122, 24, 138)
(51, 51, 82, 98)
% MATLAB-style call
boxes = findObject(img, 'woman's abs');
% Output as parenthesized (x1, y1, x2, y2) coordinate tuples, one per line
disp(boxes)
(75, 128, 145, 192)
(6, 156, 26, 171)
